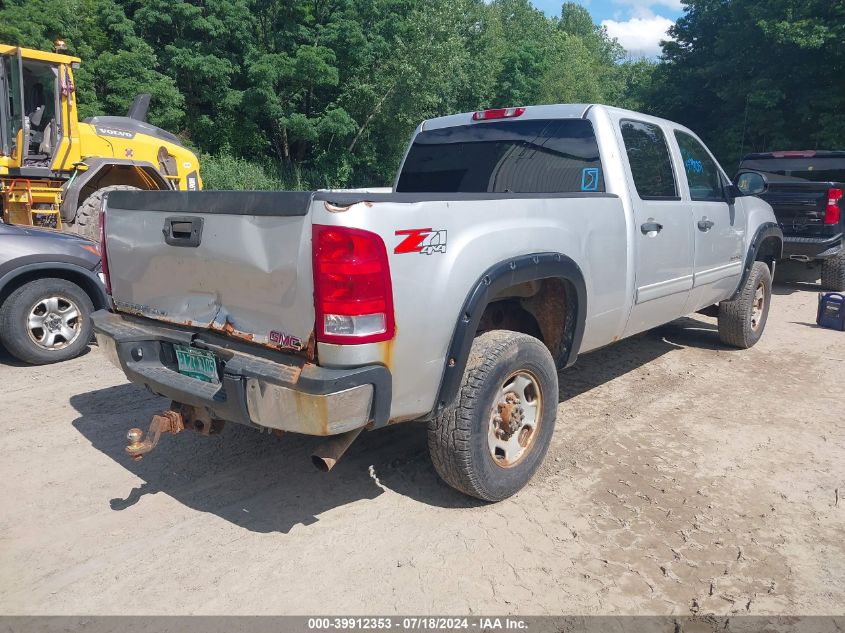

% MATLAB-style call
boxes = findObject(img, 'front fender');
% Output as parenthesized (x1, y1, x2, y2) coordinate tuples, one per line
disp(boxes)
(0, 261, 107, 309)
(729, 221, 783, 301)
(60, 158, 171, 221)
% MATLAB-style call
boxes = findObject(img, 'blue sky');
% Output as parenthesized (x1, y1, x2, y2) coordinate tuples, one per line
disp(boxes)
(533, 0, 685, 57)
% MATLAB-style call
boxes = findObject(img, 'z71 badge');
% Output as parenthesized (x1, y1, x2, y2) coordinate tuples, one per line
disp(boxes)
(395, 228, 447, 255)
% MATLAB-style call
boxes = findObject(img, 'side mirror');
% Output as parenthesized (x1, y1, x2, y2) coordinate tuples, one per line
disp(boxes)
(735, 170, 768, 196)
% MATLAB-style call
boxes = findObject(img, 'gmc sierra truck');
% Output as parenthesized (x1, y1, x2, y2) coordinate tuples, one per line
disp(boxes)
(737, 150, 844, 290)
(92, 104, 782, 502)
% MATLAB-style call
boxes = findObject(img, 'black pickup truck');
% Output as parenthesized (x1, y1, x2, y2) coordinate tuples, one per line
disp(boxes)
(737, 150, 844, 290)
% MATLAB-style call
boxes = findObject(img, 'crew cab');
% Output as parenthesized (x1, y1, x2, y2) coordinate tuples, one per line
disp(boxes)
(92, 104, 782, 501)
(737, 150, 844, 290)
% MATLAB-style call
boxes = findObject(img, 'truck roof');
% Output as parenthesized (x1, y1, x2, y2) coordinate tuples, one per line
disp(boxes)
(419, 103, 693, 134)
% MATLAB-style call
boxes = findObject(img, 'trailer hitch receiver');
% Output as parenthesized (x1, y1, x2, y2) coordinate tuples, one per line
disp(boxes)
(126, 409, 185, 461)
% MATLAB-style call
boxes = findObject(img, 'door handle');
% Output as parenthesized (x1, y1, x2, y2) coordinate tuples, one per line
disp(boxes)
(163, 216, 204, 247)
(698, 218, 715, 232)
(640, 221, 663, 235)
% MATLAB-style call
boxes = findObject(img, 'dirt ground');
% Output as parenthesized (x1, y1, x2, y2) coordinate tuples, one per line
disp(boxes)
(1, 263, 843, 616)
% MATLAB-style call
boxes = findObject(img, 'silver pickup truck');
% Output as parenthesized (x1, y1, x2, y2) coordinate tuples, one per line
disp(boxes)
(92, 104, 783, 501)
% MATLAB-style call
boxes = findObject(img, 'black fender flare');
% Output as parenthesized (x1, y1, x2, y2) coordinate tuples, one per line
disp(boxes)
(0, 261, 108, 310)
(430, 252, 587, 417)
(60, 158, 171, 222)
(729, 222, 783, 301)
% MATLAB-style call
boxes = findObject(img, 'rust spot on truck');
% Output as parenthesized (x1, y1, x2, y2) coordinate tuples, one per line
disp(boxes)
(292, 387, 330, 433)
(324, 200, 375, 213)
(522, 279, 568, 360)
(209, 317, 255, 342)
(375, 324, 397, 371)
(303, 332, 317, 362)
(324, 201, 353, 213)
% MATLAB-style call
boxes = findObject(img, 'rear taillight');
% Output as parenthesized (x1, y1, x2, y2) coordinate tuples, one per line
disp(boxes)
(312, 224, 394, 344)
(98, 202, 111, 295)
(472, 107, 526, 121)
(825, 187, 843, 225)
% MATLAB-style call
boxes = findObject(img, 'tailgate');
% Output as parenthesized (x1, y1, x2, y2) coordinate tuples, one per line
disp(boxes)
(759, 183, 830, 236)
(104, 190, 316, 353)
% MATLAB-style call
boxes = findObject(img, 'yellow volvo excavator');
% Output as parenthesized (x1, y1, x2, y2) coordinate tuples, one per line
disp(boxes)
(0, 43, 201, 238)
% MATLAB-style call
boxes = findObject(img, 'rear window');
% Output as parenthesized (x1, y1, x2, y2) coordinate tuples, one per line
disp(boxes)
(396, 119, 604, 193)
(739, 156, 845, 183)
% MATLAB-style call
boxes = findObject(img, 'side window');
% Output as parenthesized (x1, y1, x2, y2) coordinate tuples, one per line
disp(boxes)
(619, 119, 678, 200)
(674, 131, 725, 202)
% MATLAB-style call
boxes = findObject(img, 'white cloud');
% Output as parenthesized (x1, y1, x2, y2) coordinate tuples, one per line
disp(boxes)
(601, 14, 674, 57)
(612, 0, 682, 18)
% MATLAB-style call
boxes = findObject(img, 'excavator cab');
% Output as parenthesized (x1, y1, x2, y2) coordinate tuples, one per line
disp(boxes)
(2, 48, 60, 166)
(0, 46, 67, 227)
(1, 43, 201, 237)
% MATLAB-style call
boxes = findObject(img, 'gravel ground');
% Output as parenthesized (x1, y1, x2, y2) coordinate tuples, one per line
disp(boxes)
(1, 265, 843, 616)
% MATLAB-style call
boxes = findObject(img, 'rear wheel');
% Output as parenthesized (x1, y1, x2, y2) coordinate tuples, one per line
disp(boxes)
(0, 278, 94, 364)
(69, 185, 140, 240)
(821, 254, 845, 291)
(717, 261, 772, 349)
(427, 331, 558, 502)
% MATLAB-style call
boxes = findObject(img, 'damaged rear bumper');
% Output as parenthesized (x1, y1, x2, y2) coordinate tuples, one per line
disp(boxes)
(92, 310, 391, 436)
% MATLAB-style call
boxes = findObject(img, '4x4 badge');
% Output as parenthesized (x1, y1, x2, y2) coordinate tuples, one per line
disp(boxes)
(395, 228, 447, 255)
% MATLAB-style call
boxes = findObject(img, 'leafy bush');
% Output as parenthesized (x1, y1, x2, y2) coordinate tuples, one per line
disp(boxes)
(200, 153, 304, 191)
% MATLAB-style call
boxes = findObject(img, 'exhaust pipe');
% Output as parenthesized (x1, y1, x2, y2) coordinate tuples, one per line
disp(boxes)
(127, 93, 151, 122)
(789, 255, 811, 262)
(311, 427, 364, 472)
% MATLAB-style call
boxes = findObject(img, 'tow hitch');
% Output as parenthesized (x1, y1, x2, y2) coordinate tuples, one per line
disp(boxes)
(125, 404, 224, 460)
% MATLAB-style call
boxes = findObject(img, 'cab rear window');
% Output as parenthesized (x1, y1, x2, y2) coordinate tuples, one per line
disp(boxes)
(396, 119, 604, 194)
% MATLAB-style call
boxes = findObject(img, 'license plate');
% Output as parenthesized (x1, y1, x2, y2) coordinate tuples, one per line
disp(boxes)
(174, 345, 219, 384)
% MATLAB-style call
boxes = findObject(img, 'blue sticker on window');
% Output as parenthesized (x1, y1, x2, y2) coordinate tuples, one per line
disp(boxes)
(581, 167, 600, 191)
(684, 158, 704, 174)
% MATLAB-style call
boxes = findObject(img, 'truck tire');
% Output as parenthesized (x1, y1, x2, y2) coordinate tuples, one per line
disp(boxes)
(717, 261, 772, 349)
(821, 255, 845, 291)
(428, 330, 558, 502)
(0, 278, 94, 364)
(69, 185, 140, 240)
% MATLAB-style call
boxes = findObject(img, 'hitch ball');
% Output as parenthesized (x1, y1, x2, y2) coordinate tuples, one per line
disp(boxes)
(126, 428, 145, 460)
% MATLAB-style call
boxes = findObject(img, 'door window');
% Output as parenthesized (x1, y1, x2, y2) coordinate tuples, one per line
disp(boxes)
(619, 119, 678, 200)
(674, 131, 725, 202)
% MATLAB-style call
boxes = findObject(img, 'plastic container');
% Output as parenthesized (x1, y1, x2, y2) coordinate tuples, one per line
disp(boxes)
(817, 292, 845, 331)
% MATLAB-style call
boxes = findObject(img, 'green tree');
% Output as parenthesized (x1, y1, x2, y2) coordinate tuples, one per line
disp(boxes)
(650, 0, 845, 167)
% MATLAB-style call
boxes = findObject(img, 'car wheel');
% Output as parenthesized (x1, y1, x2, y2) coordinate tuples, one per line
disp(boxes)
(0, 278, 94, 364)
(428, 330, 558, 502)
(68, 185, 140, 240)
(717, 261, 772, 349)
(821, 254, 845, 292)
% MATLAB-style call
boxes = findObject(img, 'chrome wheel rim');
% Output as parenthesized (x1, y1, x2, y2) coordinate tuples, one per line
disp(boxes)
(27, 295, 82, 350)
(750, 282, 766, 331)
(488, 370, 542, 468)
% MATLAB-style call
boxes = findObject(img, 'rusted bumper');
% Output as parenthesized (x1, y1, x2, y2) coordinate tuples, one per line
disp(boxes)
(92, 310, 391, 436)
